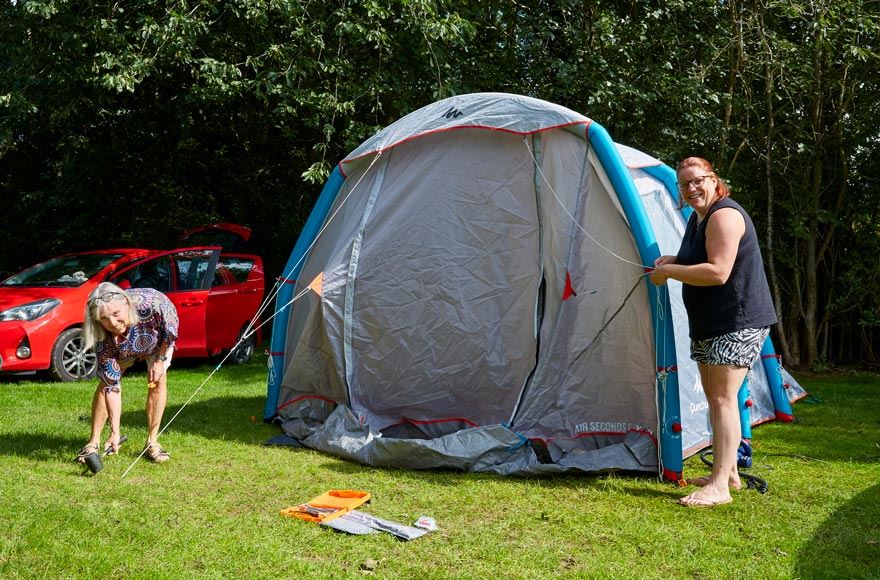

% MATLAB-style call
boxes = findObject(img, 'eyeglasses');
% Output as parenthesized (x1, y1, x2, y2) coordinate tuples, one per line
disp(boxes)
(87, 291, 126, 306)
(677, 174, 713, 190)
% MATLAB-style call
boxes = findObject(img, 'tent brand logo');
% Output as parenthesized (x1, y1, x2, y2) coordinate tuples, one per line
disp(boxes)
(575, 421, 653, 436)
(689, 401, 709, 415)
(443, 107, 464, 119)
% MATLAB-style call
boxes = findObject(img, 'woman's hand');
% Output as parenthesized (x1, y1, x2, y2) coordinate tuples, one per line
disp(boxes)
(649, 255, 676, 286)
(148, 358, 166, 384)
(649, 265, 671, 286)
(104, 432, 120, 455)
(654, 255, 677, 268)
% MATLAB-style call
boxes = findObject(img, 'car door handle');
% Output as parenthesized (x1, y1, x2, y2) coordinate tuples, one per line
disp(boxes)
(239, 288, 258, 294)
(180, 299, 204, 307)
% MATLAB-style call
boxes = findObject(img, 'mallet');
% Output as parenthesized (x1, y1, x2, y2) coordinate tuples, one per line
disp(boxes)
(83, 435, 128, 474)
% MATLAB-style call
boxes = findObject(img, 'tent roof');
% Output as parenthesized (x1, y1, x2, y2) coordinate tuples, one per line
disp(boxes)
(615, 143, 664, 170)
(340, 93, 591, 175)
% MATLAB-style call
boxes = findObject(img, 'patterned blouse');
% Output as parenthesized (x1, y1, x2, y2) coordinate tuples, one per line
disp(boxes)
(95, 288, 179, 389)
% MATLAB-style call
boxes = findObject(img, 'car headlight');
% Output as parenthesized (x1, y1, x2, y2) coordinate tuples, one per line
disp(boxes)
(0, 298, 61, 321)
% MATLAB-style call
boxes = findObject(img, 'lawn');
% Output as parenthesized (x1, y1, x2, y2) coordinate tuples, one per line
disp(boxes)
(1, 356, 878, 578)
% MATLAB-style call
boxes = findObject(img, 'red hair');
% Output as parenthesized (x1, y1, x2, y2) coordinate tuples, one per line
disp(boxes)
(677, 157, 730, 204)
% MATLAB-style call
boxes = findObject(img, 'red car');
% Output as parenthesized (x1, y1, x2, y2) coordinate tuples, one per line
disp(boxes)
(0, 224, 264, 381)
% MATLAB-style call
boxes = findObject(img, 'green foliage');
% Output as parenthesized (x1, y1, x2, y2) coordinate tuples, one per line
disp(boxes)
(1, 0, 879, 361)
(0, 0, 482, 276)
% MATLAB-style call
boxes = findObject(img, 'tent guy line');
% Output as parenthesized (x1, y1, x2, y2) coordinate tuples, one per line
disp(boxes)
(119, 278, 315, 476)
(120, 341, 241, 478)
(120, 152, 386, 477)
(570, 276, 645, 368)
(246, 137, 652, 349)
(243, 151, 386, 345)
(522, 136, 651, 272)
(264, 93, 805, 479)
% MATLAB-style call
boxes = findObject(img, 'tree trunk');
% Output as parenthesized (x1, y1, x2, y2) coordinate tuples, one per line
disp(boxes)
(787, 237, 803, 367)
(803, 162, 820, 368)
(757, 12, 793, 364)
(802, 23, 826, 369)
(721, 0, 744, 162)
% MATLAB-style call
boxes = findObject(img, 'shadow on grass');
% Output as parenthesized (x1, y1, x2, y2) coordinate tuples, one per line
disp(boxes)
(794, 483, 880, 577)
(0, 395, 271, 460)
(0, 426, 678, 498)
(0, 433, 83, 460)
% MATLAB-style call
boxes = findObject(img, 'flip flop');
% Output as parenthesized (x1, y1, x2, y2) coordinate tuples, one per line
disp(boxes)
(688, 475, 742, 491)
(679, 495, 733, 508)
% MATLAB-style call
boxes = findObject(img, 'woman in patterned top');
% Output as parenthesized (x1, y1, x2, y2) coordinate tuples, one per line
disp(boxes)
(650, 157, 777, 508)
(76, 282, 180, 464)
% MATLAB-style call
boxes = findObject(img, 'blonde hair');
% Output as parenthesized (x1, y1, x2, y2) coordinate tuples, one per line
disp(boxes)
(82, 282, 140, 350)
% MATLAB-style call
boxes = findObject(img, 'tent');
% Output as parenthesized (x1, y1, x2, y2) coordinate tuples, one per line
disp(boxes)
(264, 92, 805, 479)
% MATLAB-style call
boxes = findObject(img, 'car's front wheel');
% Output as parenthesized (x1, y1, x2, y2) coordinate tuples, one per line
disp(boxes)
(50, 328, 97, 381)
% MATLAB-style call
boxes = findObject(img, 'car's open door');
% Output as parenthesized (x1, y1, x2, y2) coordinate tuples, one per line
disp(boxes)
(205, 254, 265, 358)
(107, 248, 221, 358)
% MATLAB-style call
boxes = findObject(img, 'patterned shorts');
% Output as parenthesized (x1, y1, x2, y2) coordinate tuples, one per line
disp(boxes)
(690, 327, 770, 368)
(101, 358, 134, 394)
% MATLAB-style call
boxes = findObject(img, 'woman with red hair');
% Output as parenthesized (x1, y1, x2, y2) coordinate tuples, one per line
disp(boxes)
(650, 157, 777, 507)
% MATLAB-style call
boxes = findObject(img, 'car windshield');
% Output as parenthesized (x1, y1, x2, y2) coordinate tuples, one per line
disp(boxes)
(2, 254, 125, 287)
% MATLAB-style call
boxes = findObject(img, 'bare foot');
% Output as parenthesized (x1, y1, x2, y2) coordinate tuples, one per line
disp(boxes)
(679, 486, 733, 508)
(689, 475, 742, 491)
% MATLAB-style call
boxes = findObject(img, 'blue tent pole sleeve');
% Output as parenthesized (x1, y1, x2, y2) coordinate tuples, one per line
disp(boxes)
(759, 337, 794, 422)
(738, 378, 753, 439)
(263, 167, 346, 420)
(642, 164, 693, 222)
(587, 122, 684, 481)
(645, 162, 793, 428)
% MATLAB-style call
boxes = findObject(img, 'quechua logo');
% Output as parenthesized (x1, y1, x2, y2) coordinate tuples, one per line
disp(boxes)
(443, 106, 464, 119)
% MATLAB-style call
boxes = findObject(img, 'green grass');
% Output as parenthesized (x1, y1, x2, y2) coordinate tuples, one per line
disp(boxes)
(1, 357, 878, 578)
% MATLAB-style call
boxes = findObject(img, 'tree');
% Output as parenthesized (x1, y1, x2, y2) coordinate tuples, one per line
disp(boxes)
(2, 0, 879, 366)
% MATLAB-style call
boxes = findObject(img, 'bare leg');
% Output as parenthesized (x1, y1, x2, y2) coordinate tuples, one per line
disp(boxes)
(680, 363, 748, 506)
(88, 384, 108, 446)
(103, 387, 122, 452)
(704, 363, 742, 489)
(78, 383, 121, 460)
(145, 372, 167, 446)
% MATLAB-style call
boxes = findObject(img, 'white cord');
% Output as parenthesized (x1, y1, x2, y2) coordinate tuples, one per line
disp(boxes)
(581, 272, 650, 296)
(654, 286, 667, 479)
(522, 137, 649, 270)
(241, 152, 384, 343)
(120, 153, 384, 477)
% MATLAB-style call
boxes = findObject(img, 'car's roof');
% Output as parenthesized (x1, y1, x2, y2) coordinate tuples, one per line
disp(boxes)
(56, 248, 153, 255)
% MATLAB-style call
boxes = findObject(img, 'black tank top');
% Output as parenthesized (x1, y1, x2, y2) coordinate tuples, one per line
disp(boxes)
(676, 197, 777, 340)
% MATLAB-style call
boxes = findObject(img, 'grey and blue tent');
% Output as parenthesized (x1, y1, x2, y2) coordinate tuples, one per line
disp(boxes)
(264, 92, 805, 479)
